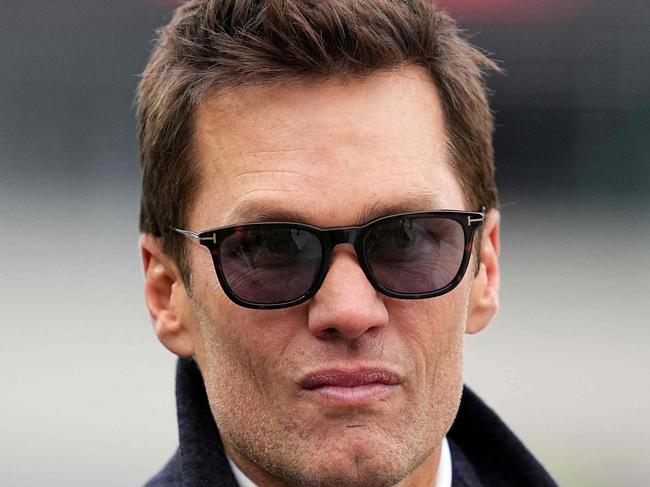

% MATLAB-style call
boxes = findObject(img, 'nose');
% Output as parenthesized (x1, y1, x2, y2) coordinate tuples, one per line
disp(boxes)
(307, 246, 389, 340)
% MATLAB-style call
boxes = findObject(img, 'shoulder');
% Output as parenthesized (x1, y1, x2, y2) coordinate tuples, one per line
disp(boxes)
(144, 450, 182, 487)
(448, 386, 558, 487)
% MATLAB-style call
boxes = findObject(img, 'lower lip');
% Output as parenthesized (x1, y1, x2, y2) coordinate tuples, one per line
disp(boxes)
(305, 383, 398, 405)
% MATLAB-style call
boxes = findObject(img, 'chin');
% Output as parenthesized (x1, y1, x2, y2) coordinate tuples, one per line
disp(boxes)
(260, 434, 419, 487)
(275, 460, 409, 487)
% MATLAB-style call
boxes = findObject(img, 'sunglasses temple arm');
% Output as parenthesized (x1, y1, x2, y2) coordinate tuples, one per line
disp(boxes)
(172, 227, 201, 241)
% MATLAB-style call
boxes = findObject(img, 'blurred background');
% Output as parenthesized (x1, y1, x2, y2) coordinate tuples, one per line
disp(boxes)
(1, 0, 648, 485)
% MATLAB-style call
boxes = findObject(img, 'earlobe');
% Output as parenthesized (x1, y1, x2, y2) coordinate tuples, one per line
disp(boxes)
(466, 209, 500, 334)
(140, 234, 195, 357)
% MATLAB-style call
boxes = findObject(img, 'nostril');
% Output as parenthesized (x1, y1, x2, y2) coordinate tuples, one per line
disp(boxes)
(321, 327, 339, 337)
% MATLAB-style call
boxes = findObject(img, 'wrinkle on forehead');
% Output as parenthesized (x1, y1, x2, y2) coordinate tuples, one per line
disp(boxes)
(220, 189, 447, 227)
(194, 160, 462, 228)
(214, 149, 449, 189)
(192, 67, 446, 166)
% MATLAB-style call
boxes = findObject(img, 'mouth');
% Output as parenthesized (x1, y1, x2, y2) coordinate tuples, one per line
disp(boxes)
(299, 368, 401, 406)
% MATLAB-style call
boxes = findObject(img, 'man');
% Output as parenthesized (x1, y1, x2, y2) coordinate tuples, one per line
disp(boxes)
(138, 1, 557, 486)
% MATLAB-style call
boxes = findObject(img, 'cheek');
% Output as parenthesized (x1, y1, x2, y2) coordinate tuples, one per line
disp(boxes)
(389, 287, 468, 391)
(188, 249, 257, 377)
(191, 287, 302, 412)
(194, 308, 275, 434)
(197, 307, 267, 395)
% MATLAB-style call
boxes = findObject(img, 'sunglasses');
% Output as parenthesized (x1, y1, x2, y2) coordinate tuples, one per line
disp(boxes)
(174, 209, 484, 309)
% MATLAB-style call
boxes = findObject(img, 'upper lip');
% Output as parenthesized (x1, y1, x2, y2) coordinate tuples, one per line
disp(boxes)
(299, 368, 401, 390)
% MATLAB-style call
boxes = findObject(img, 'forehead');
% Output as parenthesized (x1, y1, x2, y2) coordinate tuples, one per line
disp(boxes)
(189, 66, 466, 229)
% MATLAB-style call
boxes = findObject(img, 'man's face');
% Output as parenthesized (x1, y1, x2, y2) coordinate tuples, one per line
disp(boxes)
(184, 67, 476, 486)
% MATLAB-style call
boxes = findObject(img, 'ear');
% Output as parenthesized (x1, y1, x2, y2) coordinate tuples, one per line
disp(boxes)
(140, 234, 196, 357)
(466, 209, 500, 334)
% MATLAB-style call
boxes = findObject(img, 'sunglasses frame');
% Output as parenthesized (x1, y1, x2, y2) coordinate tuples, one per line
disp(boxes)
(174, 209, 485, 310)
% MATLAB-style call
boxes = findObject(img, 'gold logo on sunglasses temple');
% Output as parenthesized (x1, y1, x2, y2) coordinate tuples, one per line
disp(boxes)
(172, 229, 218, 244)
(200, 234, 218, 244)
(468, 215, 484, 226)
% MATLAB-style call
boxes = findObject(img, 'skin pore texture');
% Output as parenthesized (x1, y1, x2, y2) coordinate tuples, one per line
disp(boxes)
(141, 65, 500, 487)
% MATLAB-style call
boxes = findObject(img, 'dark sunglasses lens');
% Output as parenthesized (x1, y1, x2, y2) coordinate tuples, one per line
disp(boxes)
(364, 217, 465, 294)
(220, 226, 323, 304)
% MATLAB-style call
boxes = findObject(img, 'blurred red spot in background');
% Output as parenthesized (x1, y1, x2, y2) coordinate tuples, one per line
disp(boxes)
(437, 0, 594, 24)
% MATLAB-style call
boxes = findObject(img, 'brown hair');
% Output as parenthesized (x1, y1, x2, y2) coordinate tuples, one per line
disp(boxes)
(137, 0, 499, 285)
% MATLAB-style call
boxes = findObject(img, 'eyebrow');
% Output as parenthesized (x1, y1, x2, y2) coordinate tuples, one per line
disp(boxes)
(224, 194, 446, 228)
